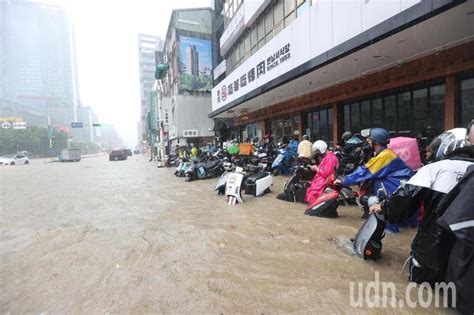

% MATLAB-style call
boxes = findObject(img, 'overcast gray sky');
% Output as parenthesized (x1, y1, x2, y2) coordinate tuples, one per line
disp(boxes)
(57, 0, 212, 146)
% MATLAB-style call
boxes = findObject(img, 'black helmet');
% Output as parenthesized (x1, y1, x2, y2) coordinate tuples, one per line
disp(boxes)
(427, 128, 467, 162)
(341, 131, 352, 142)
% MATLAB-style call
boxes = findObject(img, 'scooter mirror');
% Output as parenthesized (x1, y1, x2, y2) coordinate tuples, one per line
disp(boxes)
(360, 128, 371, 138)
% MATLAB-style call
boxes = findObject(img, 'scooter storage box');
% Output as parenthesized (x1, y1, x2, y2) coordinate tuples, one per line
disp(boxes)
(245, 172, 271, 196)
(239, 143, 253, 155)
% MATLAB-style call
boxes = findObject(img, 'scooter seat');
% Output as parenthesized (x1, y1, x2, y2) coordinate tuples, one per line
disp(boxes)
(203, 160, 220, 170)
(245, 172, 270, 183)
(246, 165, 261, 173)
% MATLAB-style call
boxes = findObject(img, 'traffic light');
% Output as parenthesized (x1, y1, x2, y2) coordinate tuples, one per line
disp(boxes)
(155, 64, 169, 80)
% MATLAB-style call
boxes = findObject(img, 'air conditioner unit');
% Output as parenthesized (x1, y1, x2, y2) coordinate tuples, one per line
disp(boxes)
(183, 130, 198, 137)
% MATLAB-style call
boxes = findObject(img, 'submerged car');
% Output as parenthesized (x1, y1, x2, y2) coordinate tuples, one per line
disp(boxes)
(109, 150, 127, 161)
(0, 154, 29, 165)
(122, 149, 133, 156)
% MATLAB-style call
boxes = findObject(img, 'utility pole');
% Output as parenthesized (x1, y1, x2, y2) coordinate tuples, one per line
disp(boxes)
(48, 114, 53, 160)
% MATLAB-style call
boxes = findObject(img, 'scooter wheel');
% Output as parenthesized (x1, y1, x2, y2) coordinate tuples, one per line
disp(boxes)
(272, 169, 280, 176)
(185, 174, 192, 182)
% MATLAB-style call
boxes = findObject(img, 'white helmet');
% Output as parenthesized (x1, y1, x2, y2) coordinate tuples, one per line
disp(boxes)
(312, 140, 328, 154)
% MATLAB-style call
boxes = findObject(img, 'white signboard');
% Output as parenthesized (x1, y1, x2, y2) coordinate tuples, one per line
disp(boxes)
(212, 0, 420, 113)
(213, 59, 227, 79)
(213, 13, 310, 112)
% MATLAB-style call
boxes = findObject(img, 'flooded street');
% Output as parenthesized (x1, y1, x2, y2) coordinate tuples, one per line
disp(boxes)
(1, 156, 445, 313)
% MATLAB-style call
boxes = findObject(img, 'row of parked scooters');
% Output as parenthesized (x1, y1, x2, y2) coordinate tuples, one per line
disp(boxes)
(172, 147, 276, 205)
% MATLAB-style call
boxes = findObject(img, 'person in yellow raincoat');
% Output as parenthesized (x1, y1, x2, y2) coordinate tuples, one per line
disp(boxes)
(190, 144, 198, 158)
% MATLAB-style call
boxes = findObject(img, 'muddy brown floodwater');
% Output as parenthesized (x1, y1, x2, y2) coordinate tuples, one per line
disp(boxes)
(0, 155, 452, 313)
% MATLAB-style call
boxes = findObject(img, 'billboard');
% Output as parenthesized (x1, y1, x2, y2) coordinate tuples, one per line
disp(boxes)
(179, 36, 212, 92)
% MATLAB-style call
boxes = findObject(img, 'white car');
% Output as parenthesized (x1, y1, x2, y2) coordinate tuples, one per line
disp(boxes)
(0, 154, 29, 166)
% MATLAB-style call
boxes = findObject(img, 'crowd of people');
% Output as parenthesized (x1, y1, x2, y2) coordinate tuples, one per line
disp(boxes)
(296, 121, 473, 314)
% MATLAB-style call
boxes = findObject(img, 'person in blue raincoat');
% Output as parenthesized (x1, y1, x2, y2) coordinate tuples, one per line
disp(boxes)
(334, 128, 414, 232)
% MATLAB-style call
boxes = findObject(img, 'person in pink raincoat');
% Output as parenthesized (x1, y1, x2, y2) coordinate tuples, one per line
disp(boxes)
(304, 140, 339, 204)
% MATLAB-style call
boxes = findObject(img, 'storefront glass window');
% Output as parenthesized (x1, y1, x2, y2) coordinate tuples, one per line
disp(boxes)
(384, 95, 397, 134)
(372, 98, 383, 128)
(429, 85, 445, 134)
(293, 114, 300, 136)
(460, 78, 474, 127)
(413, 88, 428, 134)
(341, 83, 445, 137)
(284, 117, 292, 138)
(351, 103, 360, 132)
(360, 100, 371, 129)
(305, 108, 333, 143)
(320, 110, 328, 141)
(398, 92, 411, 134)
(312, 112, 320, 140)
(343, 104, 350, 132)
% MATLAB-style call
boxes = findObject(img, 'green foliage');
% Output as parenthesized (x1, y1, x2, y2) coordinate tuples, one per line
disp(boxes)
(180, 73, 212, 92)
(0, 126, 68, 158)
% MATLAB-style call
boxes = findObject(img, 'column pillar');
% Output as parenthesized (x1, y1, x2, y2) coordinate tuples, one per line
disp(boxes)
(332, 103, 339, 147)
(445, 75, 458, 129)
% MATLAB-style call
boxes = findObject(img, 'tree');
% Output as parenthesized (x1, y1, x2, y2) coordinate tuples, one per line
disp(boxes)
(0, 126, 68, 158)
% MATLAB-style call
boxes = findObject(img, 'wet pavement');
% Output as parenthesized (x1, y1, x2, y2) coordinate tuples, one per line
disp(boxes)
(0, 156, 450, 313)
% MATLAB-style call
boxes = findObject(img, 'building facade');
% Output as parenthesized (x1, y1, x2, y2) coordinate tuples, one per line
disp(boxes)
(157, 7, 216, 152)
(210, 0, 474, 146)
(137, 33, 163, 147)
(0, 0, 80, 125)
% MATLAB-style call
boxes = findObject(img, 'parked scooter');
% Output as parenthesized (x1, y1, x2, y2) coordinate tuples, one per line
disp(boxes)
(276, 157, 315, 203)
(164, 154, 180, 167)
(271, 146, 295, 176)
(214, 160, 236, 195)
(175, 157, 193, 177)
(304, 174, 358, 217)
(352, 190, 387, 261)
(226, 166, 272, 205)
(184, 153, 225, 182)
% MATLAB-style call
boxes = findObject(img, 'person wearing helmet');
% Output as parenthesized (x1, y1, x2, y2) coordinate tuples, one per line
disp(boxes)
(369, 127, 473, 291)
(341, 131, 353, 146)
(298, 135, 312, 159)
(262, 134, 276, 158)
(304, 140, 339, 204)
(190, 143, 198, 158)
(336, 131, 364, 176)
(334, 128, 413, 223)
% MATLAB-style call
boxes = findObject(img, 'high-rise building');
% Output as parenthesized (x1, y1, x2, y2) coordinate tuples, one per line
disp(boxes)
(185, 45, 199, 76)
(156, 7, 216, 152)
(0, 0, 80, 125)
(137, 33, 162, 146)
